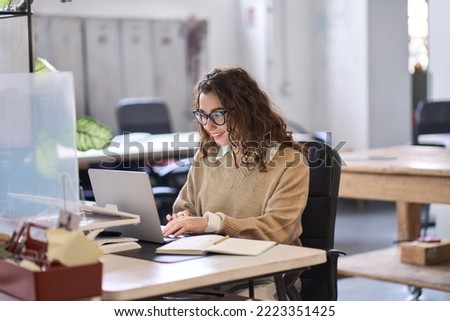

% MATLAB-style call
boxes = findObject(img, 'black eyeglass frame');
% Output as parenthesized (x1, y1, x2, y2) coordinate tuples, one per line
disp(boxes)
(192, 108, 227, 126)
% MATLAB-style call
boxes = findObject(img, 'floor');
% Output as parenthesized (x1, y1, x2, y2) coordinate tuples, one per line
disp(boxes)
(334, 199, 450, 301)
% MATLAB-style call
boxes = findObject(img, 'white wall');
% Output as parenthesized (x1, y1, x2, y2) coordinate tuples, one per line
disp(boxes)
(368, 0, 410, 147)
(312, 0, 369, 149)
(428, 0, 450, 99)
(297, 0, 409, 150)
(269, 0, 314, 133)
(31, 0, 412, 150)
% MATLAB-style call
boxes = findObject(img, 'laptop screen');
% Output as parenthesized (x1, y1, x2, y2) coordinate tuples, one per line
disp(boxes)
(87, 168, 166, 243)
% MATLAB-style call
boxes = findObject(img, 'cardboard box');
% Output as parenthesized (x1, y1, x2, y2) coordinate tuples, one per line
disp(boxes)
(0, 260, 103, 300)
(400, 238, 450, 266)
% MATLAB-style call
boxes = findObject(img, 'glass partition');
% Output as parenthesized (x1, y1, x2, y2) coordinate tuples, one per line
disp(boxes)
(0, 72, 79, 234)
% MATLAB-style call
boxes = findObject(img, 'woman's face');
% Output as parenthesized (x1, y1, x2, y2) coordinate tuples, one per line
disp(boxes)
(198, 92, 230, 146)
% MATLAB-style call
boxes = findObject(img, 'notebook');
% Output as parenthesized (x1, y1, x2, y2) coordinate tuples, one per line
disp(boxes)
(88, 168, 175, 244)
(155, 234, 278, 256)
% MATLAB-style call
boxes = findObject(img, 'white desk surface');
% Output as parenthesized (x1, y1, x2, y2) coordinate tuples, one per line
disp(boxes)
(418, 133, 450, 149)
(77, 132, 200, 169)
(101, 244, 326, 301)
(77, 131, 313, 169)
(0, 244, 324, 301)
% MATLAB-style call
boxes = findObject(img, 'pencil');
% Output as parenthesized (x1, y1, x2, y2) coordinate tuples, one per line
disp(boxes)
(213, 235, 230, 245)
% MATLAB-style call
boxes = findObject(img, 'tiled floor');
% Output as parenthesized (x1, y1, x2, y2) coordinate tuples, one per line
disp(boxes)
(334, 199, 450, 301)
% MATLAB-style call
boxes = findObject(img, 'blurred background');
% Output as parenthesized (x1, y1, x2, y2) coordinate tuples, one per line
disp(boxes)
(2, 0, 447, 152)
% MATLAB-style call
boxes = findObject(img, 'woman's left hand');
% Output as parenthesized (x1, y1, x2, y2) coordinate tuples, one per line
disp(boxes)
(162, 215, 208, 237)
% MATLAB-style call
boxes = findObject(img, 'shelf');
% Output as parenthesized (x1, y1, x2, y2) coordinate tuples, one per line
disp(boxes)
(0, 1, 34, 72)
(0, 12, 29, 18)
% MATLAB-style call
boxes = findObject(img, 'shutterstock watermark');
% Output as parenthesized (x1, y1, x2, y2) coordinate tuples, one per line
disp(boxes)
(95, 131, 347, 170)
(98, 132, 198, 170)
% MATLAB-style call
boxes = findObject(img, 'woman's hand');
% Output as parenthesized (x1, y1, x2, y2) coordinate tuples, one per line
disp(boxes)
(162, 210, 208, 237)
(165, 209, 192, 223)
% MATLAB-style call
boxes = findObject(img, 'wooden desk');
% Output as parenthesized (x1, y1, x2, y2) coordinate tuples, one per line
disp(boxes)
(77, 132, 199, 170)
(101, 244, 326, 300)
(338, 247, 450, 294)
(339, 145, 450, 241)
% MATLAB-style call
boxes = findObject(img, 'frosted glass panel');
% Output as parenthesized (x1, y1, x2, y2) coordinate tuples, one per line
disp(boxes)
(0, 72, 79, 234)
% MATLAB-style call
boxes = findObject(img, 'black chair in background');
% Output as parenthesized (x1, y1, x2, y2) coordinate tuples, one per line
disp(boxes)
(117, 97, 172, 134)
(413, 99, 450, 147)
(116, 97, 192, 221)
(278, 141, 345, 301)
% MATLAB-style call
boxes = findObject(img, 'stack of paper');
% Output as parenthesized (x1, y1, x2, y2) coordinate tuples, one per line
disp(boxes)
(94, 236, 141, 254)
(79, 203, 141, 253)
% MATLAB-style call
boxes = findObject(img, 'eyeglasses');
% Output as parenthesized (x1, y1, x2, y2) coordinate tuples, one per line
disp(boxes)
(192, 109, 227, 126)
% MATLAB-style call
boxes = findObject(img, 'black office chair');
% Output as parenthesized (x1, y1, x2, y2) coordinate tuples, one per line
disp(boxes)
(116, 97, 192, 221)
(278, 141, 345, 301)
(117, 97, 172, 135)
(413, 99, 450, 147)
(412, 99, 450, 235)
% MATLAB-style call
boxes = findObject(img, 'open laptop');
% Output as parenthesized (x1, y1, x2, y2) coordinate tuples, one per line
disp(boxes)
(87, 168, 174, 244)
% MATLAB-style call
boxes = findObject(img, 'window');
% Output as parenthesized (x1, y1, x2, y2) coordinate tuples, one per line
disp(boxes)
(408, 0, 428, 73)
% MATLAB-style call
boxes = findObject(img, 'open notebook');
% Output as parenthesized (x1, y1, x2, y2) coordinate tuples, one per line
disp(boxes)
(155, 234, 277, 256)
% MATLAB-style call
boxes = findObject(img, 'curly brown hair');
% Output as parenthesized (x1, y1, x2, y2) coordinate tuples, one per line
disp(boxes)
(193, 66, 307, 172)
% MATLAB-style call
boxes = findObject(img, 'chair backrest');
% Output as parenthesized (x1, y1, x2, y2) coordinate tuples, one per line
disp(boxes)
(117, 97, 172, 134)
(413, 99, 450, 145)
(299, 141, 342, 300)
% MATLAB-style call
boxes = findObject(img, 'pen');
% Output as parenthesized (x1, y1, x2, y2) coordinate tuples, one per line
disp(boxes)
(213, 235, 230, 245)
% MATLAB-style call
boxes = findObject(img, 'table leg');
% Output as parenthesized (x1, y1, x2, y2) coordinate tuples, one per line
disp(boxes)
(396, 201, 422, 241)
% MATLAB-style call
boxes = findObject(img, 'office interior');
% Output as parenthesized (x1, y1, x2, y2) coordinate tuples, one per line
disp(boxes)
(1, 0, 450, 301)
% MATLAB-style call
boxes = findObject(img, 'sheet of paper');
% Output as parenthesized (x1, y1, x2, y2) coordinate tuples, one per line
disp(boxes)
(47, 228, 102, 267)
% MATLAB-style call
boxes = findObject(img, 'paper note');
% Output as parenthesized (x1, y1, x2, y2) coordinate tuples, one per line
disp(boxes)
(47, 228, 102, 267)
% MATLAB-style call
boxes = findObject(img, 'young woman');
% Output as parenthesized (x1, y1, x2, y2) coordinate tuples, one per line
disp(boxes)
(162, 66, 309, 247)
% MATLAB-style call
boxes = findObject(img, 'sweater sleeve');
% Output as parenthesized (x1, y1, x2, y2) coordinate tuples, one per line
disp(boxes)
(217, 151, 309, 245)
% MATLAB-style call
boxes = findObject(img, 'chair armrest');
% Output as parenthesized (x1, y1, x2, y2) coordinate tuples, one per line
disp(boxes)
(328, 248, 346, 259)
(152, 186, 178, 196)
(326, 249, 346, 301)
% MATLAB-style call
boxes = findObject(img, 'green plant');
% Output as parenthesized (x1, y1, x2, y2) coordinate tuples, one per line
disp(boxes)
(76, 116, 113, 151)
(0, 0, 71, 12)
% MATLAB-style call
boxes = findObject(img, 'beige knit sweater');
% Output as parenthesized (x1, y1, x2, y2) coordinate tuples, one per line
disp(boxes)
(173, 146, 309, 246)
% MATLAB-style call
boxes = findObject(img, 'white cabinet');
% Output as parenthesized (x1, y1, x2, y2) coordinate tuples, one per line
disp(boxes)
(0, 13, 30, 73)
(34, 15, 85, 117)
(34, 15, 200, 134)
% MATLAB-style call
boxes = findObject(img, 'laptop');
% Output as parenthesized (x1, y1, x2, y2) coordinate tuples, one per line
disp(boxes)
(87, 168, 173, 244)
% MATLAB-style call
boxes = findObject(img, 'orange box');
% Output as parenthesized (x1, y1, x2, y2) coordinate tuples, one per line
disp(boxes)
(400, 238, 450, 266)
(0, 260, 102, 300)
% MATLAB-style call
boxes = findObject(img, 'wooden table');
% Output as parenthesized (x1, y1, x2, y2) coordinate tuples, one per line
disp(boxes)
(338, 247, 450, 294)
(101, 244, 325, 301)
(339, 145, 450, 241)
